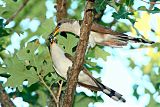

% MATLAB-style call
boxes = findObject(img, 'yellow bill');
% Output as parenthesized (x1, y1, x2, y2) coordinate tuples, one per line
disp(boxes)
(53, 26, 60, 36)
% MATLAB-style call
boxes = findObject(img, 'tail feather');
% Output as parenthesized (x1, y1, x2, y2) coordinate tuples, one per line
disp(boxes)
(117, 35, 155, 44)
(82, 67, 126, 102)
(97, 35, 154, 47)
(95, 80, 126, 102)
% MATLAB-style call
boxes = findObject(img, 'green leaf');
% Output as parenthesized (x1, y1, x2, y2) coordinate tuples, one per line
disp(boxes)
(132, 84, 139, 99)
(57, 33, 79, 55)
(85, 59, 102, 73)
(0, 67, 6, 74)
(115, 22, 131, 32)
(73, 92, 103, 107)
(28, 18, 55, 40)
(87, 46, 110, 61)
(138, 6, 147, 11)
(85, 65, 102, 74)
(0, 19, 10, 37)
(126, 0, 134, 6)
(85, 59, 97, 67)
(8, 83, 45, 106)
(3, 41, 54, 91)
(17, 41, 39, 61)
(138, 6, 160, 14)
(128, 58, 136, 69)
(36, 89, 48, 107)
(94, 0, 107, 12)
(112, 6, 133, 20)
(95, 46, 110, 61)
(0, 0, 22, 18)
(150, 43, 160, 51)
(4, 56, 39, 91)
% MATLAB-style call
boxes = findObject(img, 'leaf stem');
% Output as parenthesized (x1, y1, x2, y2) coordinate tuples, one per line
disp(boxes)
(39, 74, 58, 106)
(56, 80, 63, 106)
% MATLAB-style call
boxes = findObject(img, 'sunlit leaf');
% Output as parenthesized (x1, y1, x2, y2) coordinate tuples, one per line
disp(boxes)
(2, 41, 54, 91)
(57, 33, 79, 55)
(87, 46, 110, 61)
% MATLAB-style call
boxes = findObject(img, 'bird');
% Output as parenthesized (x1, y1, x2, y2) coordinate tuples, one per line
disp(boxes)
(52, 19, 154, 48)
(48, 36, 126, 102)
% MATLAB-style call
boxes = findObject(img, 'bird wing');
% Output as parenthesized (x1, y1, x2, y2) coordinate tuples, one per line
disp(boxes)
(91, 22, 126, 35)
(64, 53, 74, 61)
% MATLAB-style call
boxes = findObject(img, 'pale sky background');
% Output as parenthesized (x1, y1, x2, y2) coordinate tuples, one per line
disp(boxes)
(0, 0, 160, 107)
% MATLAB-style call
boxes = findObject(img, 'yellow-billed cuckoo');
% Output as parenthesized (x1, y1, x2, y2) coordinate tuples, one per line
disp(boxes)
(49, 37, 126, 102)
(52, 19, 154, 47)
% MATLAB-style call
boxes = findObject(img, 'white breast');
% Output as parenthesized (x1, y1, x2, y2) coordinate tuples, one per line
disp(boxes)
(50, 43, 97, 87)
(50, 43, 72, 79)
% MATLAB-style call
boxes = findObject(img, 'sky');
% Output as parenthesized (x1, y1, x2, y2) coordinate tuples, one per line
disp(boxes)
(0, 0, 160, 107)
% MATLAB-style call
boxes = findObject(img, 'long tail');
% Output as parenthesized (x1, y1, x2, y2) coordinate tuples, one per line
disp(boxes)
(118, 35, 155, 44)
(82, 67, 126, 102)
(95, 80, 126, 102)
(98, 35, 155, 47)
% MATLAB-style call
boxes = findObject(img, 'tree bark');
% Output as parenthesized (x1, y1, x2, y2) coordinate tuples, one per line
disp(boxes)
(62, 0, 95, 107)
(0, 83, 15, 107)
(56, 0, 67, 22)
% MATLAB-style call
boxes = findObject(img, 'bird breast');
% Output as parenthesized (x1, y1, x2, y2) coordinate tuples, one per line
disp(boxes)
(50, 43, 97, 87)
(50, 43, 72, 79)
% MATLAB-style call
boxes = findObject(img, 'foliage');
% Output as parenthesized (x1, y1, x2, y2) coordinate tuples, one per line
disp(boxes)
(0, 0, 160, 107)
(73, 92, 103, 107)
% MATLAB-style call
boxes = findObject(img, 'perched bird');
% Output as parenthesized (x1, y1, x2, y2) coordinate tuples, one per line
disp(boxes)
(52, 19, 154, 48)
(49, 36, 126, 102)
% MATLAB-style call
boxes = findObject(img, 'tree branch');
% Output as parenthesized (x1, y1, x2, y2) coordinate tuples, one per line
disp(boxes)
(0, 83, 15, 107)
(38, 74, 58, 105)
(62, 0, 95, 107)
(56, 0, 67, 22)
(5, 0, 29, 26)
(56, 80, 63, 107)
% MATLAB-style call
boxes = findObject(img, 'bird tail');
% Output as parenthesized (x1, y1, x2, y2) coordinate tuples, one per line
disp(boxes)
(98, 34, 155, 47)
(95, 80, 126, 102)
(117, 35, 155, 44)
(82, 67, 126, 102)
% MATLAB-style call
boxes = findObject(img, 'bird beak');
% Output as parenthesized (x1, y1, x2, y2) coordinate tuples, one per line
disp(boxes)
(49, 26, 60, 43)
(53, 26, 60, 37)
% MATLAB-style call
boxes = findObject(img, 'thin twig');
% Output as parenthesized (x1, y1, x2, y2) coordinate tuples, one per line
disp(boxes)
(56, 80, 63, 107)
(5, 0, 29, 25)
(39, 75, 58, 105)
(57, 81, 63, 100)
(139, 0, 160, 4)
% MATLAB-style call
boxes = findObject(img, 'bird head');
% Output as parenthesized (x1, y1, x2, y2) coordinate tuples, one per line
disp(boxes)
(52, 19, 79, 37)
